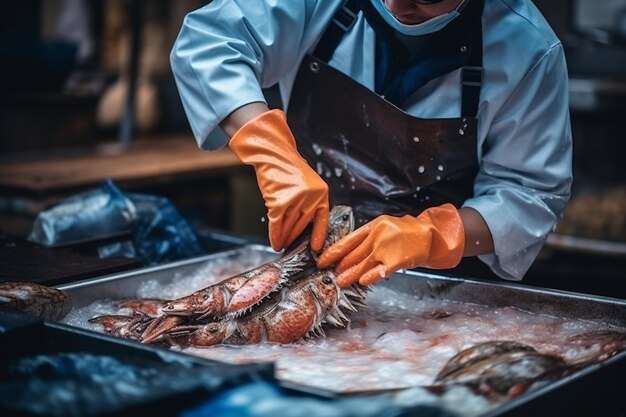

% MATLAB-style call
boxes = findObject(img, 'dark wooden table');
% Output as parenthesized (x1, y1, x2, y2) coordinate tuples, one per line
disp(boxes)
(0, 136, 250, 286)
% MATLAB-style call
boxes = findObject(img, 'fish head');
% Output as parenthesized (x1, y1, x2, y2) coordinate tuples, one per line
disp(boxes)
(162, 288, 224, 318)
(88, 314, 148, 339)
(324, 205, 354, 249)
(180, 322, 228, 347)
(307, 269, 340, 310)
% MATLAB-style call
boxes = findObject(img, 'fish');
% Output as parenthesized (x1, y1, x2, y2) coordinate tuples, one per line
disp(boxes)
(158, 205, 355, 320)
(87, 313, 153, 341)
(90, 205, 367, 346)
(432, 340, 586, 401)
(564, 329, 626, 364)
(159, 269, 356, 347)
(114, 298, 171, 317)
(0, 281, 71, 321)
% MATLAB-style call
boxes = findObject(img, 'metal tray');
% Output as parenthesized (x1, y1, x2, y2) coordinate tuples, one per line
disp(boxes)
(57, 245, 626, 417)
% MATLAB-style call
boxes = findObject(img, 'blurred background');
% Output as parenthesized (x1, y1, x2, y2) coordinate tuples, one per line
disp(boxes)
(0, 0, 624, 295)
(0, 0, 272, 240)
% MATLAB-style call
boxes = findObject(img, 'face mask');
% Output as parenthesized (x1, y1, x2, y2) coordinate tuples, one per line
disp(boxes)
(370, 0, 465, 36)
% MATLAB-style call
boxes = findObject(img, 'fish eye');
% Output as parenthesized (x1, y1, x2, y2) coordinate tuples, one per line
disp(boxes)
(203, 294, 209, 300)
(342, 214, 350, 222)
(208, 325, 219, 334)
(322, 275, 333, 285)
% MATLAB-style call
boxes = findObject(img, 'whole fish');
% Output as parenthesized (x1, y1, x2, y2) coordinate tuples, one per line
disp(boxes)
(433, 341, 577, 400)
(0, 281, 71, 321)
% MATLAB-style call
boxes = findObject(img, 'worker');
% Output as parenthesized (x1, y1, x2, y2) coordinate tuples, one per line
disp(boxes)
(170, 0, 572, 287)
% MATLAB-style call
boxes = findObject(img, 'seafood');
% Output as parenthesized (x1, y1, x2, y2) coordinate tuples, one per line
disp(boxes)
(160, 244, 308, 320)
(88, 313, 153, 341)
(160, 269, 347, 346)
(115, 298, 170, 317)
(433, 341, 578, 400)
(435, 341, 537, 382)
(0, 281, 71, 321)
(90, 205, 367, 346)
(121, 205, 353, 321)
(564, 329, 626, 364)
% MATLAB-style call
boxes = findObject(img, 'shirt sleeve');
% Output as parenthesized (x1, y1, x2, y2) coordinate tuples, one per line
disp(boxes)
(463, 43, 573, 280)
(169, 0, 336, 150)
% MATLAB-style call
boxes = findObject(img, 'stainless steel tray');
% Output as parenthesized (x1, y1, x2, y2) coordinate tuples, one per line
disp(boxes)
(59, 244, 626, 326)
(57, 245, 626, 417)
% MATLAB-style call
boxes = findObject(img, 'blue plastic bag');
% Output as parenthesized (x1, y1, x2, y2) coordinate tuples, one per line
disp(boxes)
(28, 179, 204, 265)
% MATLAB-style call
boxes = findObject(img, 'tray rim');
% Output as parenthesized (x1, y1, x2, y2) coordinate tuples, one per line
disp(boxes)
(58, 243, 626, 307)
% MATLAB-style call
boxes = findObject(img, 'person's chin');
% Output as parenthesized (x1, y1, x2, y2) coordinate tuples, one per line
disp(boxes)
(394, 15, 427, 25)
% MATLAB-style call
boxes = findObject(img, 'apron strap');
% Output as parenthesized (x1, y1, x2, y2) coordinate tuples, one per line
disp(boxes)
(312, 0, 359, 62)
(461, 20, 483, 117)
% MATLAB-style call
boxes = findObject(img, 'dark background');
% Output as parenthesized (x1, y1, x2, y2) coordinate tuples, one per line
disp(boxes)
(0, 0, 625, 298)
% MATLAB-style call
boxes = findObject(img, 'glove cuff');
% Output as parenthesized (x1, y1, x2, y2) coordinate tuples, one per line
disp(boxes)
(421, 203, 465, 269)
(228, 109, 297, 164)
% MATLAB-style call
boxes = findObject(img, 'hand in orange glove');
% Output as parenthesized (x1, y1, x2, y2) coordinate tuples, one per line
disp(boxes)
(316, 204, 465, 287)
(229, 109, 329, 252)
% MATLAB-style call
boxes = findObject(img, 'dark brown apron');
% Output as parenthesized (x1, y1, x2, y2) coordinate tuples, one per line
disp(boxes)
(289, 54, 478, 226)
(287, 0, 496, 278)
(288, 0, 483, 223)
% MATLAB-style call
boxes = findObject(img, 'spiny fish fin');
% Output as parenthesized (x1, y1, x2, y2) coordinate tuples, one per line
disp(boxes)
(278, 253, 309, 280)
(334, 307, 350, 323)
(338, 295, 358, 312)
(324, 313, 344, 327)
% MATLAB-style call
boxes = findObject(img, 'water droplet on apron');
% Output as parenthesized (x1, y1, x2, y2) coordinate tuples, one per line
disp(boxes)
(425, 195, 430, 200)
(436, 175, 441, 181)
(312, 143, 322, 155)
(413, 136, 420, 143)
(334, 167, 343, 177)
(340, 134, 350, 153)
(418, 166, 425, 173)
(260, 216, 266, 223)
(415, 186, 421, 192)
(459, 129, 465, 135)
(437, 165, 444, 171)
(316, 162, 324, 175)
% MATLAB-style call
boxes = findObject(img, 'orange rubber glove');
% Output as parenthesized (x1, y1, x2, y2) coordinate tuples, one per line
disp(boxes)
(316, 203, 465, 287)
(229, 109, 329, 252)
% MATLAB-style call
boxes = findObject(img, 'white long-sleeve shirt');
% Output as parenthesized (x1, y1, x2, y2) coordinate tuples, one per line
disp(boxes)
(170, 0, 573, 280)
